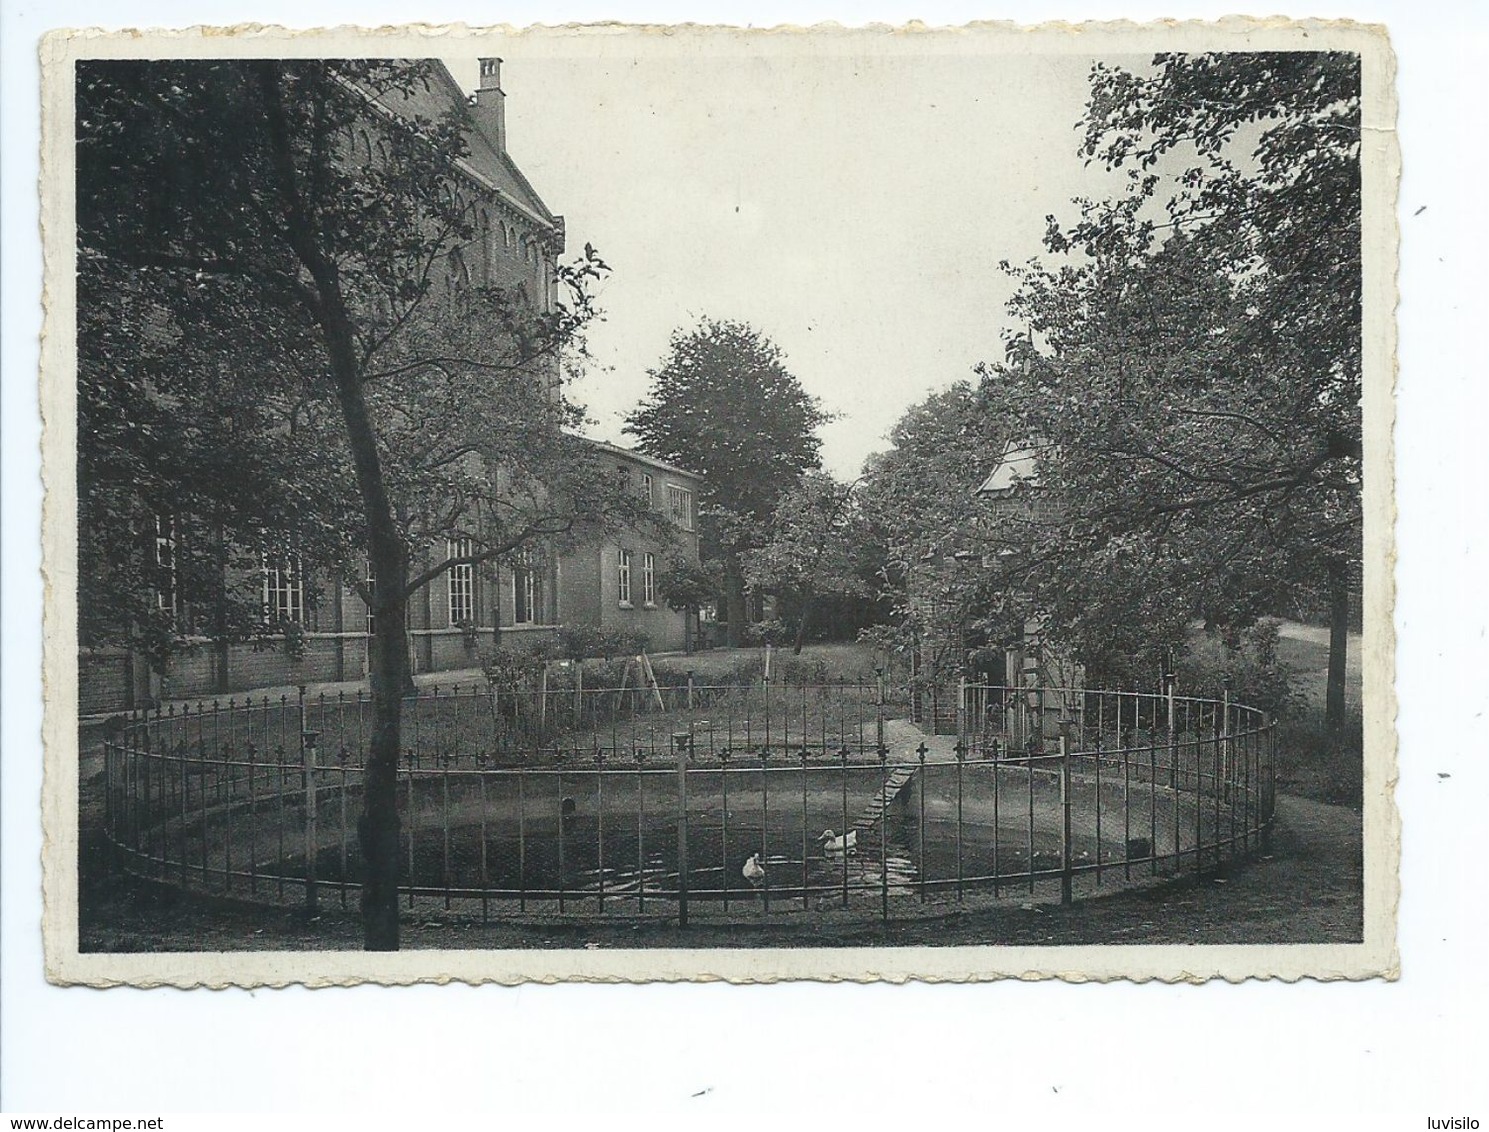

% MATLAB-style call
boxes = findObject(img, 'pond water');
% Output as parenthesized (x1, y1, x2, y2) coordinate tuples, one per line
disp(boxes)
(296, 802, 1108, 902)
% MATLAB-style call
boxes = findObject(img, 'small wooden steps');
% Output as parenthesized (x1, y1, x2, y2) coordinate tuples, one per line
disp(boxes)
(851, 764, 918, 835)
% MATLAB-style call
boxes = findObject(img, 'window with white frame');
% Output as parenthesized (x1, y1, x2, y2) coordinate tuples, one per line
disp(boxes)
(513, 548, 539, 625)
(666, 484, 694, 531)
(640, 472, 654, 507)
(642, 552, 656, 606)
(617, 548, 632, 606)
(153, 514, 178, 624)
(263, 551, 304, 625)
(447, 538, 474, 625)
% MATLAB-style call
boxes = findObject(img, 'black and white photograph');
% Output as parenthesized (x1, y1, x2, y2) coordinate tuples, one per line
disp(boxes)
(43, 21, 1395, 985)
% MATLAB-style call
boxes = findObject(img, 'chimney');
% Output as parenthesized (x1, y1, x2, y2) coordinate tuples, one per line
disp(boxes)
(474, 57, 506, 154)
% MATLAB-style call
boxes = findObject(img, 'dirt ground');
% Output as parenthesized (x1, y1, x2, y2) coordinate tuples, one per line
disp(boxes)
(78, 791, 1360, 952)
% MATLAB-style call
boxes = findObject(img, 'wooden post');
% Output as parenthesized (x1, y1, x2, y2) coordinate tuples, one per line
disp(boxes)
(640, 653, 665, 710)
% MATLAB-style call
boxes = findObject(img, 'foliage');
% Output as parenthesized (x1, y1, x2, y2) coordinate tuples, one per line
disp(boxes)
(654, 554, 720, 613)
(77, 60, 643, 659)
(624, 318, 831, 644)
(480, 643, 553, 688)
(742, 619, 792, 648)
(279, 621, 309, 663)
(1082, 619, 1300, 721)
(557, 624, 605, 662)
(555, 624, 651, 663)
(75, 58, 644, 949)
(972, 52, 1361, 700)
(1274, 707, 1363, 807)
(744, 471, 874, 652)
(855, 384, 1024, 674)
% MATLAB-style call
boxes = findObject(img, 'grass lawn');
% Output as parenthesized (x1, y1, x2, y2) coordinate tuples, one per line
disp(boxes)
(647, 640, 888, 684)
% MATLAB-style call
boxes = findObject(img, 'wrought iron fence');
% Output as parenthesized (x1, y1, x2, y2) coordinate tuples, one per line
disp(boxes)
(98, 678, 1275, 924)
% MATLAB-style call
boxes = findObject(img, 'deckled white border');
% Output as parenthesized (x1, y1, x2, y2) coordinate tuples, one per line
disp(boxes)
(39, 18, 1399, 986)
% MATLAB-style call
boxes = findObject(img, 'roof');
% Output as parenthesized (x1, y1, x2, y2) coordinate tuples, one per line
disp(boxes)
(365, 62, 557, 231)
(975, 440, 1044, 496)
(585, 439, 703, 483)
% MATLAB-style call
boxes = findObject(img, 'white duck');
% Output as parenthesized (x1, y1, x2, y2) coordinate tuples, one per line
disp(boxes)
(817, 829, 858, 854)
(742, 853, 766, 887)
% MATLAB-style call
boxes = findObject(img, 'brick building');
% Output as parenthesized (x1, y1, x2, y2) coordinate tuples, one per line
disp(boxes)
(556, 443, 704, 655)
(77, 60, 703, 713)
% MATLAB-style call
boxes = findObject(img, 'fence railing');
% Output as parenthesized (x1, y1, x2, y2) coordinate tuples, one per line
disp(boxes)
(98, 679, 1275, 923)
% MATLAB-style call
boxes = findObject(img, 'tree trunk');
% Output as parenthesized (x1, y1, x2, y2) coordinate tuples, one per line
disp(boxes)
(256, 62, 407, 948)
(723, 555, 747, 648)
(1325, 562, 1351, 739)
(362, 577, 408, 950)
(792, 591, 815, 655)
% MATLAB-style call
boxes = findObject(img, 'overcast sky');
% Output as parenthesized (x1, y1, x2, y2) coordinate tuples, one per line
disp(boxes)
(448, 40, 1146, 479)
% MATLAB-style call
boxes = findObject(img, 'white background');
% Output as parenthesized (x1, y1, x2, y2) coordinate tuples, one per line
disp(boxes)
(4, 0, 1486, 1121)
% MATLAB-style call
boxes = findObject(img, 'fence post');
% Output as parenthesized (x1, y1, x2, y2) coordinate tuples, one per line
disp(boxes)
(1059, 720, 1073, 905)
(302, 727, 319, 913)
(957, 676, 967, 747)
(1262, 722, 1275, 856)
(1165, 669, 1177, 789)
(917, 741, 927, 904)
(1221, 682, 1232, 801)
(874, 667, 886, 754)
(676, 729, 690, 928)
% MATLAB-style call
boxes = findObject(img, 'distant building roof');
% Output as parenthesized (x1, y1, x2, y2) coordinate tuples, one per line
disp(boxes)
(585, 439, 703, 482)
(976, 440, 1044, 496)
(365, 62, 558, 233)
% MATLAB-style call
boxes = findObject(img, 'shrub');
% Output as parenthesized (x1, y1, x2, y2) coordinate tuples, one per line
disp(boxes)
(607, 628, 652, 659)
(480, 641, 554, 687)
(743, 619, 791, 647)
(1273, 706, 1364, 807)
(1176, 620, 1301, 720)
(557, 624, 604, 662)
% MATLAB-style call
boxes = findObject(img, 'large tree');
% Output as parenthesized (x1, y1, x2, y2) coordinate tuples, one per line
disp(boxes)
(76, 59, 639, 949)
(856, 383, 1019, 675)
(983, 51, 1362, 730)
(624, 318, 831, 645)
(743, 471, 874, 654)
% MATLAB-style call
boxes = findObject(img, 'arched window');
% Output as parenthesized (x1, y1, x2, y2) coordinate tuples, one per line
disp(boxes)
(478, 208, 493, 280)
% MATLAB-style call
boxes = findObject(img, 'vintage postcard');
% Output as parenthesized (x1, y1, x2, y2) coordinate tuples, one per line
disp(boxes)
(40, 19, 1398, 986)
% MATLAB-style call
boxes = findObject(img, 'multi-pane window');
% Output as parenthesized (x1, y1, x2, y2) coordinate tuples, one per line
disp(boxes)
(153, 514, 177, 624)
(513, 549, 539, 625)
(447, 538, 474, 626)
(643, 552, 656, 606)
(263, 552, 304, 625)
(640, 472, 654, 507)
(617, 549, 632, 606)
(666, 485, 694, 531)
